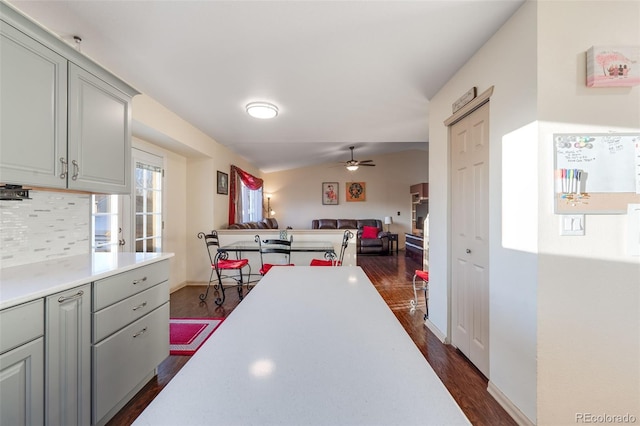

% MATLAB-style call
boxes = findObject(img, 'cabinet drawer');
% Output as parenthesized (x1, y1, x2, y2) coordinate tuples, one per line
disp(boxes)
(0, 299, 44, 354)
(93, 280, 169, 343)
(93, 260, 169, 311)
(92, 302, 169, 424)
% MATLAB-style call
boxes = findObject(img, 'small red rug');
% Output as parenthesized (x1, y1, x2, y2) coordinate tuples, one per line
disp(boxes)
(169, 317, 224, 356)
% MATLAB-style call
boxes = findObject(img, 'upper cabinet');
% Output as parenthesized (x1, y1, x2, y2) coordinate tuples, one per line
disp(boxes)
(0, 3, 138, 194)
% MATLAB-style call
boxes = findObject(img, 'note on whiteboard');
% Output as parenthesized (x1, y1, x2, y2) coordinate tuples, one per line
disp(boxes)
(554, 133, 640, 193)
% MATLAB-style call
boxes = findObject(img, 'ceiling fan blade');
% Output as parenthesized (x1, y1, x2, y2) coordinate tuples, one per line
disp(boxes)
(358, 159, 374, 163)
(359, 163, 376, 167)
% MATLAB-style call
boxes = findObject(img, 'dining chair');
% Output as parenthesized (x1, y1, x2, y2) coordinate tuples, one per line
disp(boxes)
(410, 270, 429, 320)
(255, 234, 294, 275)
(310, 230, 353, 266)
(198, 230, 251, 305)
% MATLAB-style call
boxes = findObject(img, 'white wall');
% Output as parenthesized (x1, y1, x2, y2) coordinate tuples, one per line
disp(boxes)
(536, 1, 640, 424)
(263, 149, 428, 249)
(428, 2, 538, 423)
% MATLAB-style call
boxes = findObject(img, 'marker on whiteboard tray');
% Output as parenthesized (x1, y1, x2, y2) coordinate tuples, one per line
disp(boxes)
(568, 169, 574, 194)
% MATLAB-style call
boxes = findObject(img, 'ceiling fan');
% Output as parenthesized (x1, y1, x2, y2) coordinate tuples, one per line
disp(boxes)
(341, 146, 376, 171)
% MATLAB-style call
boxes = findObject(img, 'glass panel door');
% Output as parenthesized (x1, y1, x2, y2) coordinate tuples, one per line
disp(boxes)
(92, 194, 124, 252)
(134, 150, 163, 253)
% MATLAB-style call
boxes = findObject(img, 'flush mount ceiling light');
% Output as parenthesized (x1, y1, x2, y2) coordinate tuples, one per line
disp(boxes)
(246, 102, 278, 119)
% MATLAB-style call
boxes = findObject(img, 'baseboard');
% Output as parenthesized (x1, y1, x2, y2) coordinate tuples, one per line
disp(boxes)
(424, 318, 448, 344)
(487, 381, 535, 426)
(170, 281, 188, 293)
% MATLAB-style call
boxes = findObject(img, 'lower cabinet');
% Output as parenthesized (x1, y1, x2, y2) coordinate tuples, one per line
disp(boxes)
(0, 299, 45, 426)
(45, 284, 91, 426)
(91, 260, 170, 425)
(0, 260, 169, 426)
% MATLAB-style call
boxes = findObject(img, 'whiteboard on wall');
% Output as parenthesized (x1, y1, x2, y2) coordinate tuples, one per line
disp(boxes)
(554, 133, 640, 213)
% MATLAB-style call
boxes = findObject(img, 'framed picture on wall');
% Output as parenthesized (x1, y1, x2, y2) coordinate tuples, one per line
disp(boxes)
(217, 171, 228, 195)
(346, 182, 366, 202)
(322, 182, 339, 205)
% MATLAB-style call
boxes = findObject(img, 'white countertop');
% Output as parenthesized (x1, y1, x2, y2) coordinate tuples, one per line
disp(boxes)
(0, 252, 173, 310)
(133, 266, 470, 426)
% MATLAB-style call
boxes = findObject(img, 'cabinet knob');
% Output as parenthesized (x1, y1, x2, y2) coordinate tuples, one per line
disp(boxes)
(466, 249, 471, 254)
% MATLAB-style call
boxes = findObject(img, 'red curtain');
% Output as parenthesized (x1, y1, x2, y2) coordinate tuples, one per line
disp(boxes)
(228, 165, 263, 225)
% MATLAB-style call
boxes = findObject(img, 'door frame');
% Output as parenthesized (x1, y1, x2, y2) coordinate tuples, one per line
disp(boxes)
(443, 86, 494, 346)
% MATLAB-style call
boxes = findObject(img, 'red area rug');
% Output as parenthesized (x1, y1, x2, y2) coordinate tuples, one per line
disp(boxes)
(169, 317, 224, 356)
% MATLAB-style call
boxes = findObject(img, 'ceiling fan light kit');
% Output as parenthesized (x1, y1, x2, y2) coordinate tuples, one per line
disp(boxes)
(342, 146, 375, 171)
(246, 102, 279, 119)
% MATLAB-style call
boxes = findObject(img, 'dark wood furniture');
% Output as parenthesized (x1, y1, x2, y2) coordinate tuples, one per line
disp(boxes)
(405, 233, 424, 261)
(388, 233, 398, 254)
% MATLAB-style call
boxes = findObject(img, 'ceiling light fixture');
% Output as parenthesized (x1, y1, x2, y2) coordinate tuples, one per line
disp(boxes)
(246, 102, 278, 119)
(346, 165, 359, 171)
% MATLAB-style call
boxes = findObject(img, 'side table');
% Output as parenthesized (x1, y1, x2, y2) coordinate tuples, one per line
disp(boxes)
(388, 233, 399, 254)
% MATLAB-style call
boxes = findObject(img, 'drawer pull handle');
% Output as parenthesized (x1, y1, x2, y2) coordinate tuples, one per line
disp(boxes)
(59, 157, 68, 179)
(132, 276, 148, 285)
(132, 302, 147, 311)
(71, 160, 79, 180)
(133, 327, 148, 338)
(58, 290, 84, 303)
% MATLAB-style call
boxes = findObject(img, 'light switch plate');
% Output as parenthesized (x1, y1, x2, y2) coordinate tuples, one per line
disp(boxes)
(560, 214, 585, 236)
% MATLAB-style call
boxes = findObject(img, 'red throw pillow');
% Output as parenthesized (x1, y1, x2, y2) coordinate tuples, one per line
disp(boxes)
(361, 225, 378, 239)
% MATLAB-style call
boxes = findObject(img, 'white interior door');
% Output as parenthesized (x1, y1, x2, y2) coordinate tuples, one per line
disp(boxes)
(450, 101, 490, 377)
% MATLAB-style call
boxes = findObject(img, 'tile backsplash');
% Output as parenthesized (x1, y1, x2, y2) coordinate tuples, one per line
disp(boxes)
(0, 191, 91, 269)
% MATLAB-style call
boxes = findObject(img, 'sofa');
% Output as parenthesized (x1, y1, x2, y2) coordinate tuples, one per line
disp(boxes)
(227, 217, 279, 230)
(311, 219, 389, 255)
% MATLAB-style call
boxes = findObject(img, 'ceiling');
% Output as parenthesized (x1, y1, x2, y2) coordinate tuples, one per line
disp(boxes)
(8, 0, 524, 173)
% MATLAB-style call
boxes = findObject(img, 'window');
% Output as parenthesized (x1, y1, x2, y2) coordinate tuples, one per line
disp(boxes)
(239, 182, 263, 223)
(229, 165, 264, 225)
(134, 152, 163, 253)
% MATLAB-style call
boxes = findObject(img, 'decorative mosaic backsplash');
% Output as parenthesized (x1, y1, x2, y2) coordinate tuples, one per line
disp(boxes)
(0, 191, 91, 268)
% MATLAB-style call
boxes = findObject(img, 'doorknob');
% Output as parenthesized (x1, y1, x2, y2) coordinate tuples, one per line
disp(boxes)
(466, 249, 471, 254)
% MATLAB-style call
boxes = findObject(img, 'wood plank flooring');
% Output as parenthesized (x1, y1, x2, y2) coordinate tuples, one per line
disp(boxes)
(107, 254, 516, 426)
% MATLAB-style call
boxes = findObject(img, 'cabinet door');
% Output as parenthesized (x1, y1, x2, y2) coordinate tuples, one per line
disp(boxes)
(92, 302, 169, 425)
(0, 22, 67, 188)
(67, 63, 131, 194)
(46, 284, 91, 426)
(0, 338, 45, 426)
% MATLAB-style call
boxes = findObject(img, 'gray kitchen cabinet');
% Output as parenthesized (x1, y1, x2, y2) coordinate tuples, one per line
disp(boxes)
(45, 284, 91, 426)
(91, 260, 170, 426)
(0, 3, 138, 194)
(0, 299, 45, 426)
(0, 20, 68, 189)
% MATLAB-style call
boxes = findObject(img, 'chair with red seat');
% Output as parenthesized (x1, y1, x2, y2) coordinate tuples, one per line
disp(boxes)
(310, 230, 354, 266)
(410, 270, 429, 320)
(198, 231, 251, 305)
(255, 234, 295, 275)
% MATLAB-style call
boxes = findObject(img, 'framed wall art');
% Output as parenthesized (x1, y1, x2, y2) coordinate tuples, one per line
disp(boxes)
(322, 182, 338, 205)
(346, 181, 366, 202)
(586, 46, 640, 87)
(217, 171, 228, 195)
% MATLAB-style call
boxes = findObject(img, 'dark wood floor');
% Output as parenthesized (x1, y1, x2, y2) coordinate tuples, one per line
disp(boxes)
(108, 254, 516, 426)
